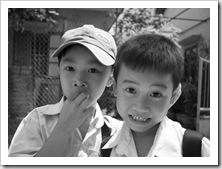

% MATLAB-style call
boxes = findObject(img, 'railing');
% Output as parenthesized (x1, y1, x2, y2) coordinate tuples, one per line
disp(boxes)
(196, 57, 210, 131)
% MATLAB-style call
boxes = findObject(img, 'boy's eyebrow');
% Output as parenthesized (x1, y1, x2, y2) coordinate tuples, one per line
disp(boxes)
(122, 79, 140, 86)
(62, 58, 75, 63)
(122, 79, 168, 89)
(151, 83, 168, 89)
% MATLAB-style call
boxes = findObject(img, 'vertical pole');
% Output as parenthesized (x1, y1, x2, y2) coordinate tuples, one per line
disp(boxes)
(207, 63, 210, 107)
(204, 62, 207, 107)
(196, 58, 203, 131)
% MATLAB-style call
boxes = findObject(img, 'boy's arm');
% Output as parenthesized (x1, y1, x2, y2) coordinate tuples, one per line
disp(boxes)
(34, 123, 73, 157)
(8, 114, 43, 157)
(35, 93, 94, 157)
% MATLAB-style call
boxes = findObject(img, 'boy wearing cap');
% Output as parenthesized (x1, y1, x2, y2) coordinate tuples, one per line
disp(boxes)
(8, 25, 122, 157)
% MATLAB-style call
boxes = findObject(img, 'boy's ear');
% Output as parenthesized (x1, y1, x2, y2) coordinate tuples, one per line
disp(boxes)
(169, 83, 182, 109)
(106, 75, 114, 87)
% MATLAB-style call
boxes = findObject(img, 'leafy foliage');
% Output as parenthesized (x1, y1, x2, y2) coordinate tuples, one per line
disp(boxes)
(113, 8, 181, 46)
(198, 38, 210, 60)
(8, 8, 59, 32)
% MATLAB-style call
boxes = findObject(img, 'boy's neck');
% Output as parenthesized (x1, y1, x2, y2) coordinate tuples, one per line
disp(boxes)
(79, 113, 93, 140)
(131, 123, 160, 138)
(131, 123, 160, 157)
(78, 103, 96, 140)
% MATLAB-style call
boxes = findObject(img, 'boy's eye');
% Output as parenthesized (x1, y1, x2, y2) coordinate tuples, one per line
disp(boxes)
(126, 88, 136, 94)
(150, 92, 162, 98)
(88, 68, 99, 73)
(65, 67, 74, 71)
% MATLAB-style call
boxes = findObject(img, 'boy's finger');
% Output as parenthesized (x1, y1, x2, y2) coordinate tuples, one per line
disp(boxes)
(68, 92, 81, 101)
(81, 107, 95, 119)
(79, 95, 90, 109)
(72, 93, 87, 105)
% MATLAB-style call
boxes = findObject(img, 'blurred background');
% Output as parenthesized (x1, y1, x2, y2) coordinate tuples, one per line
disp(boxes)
(8, 8, 210, 146)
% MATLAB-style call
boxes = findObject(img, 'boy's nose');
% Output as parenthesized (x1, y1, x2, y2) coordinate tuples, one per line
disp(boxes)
(137, 95, 149, 112)
(72, 80, 87, 87)
(72, 73, 87, 87)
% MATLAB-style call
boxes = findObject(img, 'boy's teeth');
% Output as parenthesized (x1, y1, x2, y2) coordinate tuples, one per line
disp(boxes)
(132, 115, 148, 122)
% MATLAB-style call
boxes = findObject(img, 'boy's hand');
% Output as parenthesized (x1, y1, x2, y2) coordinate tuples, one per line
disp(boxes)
(56, 93, 95, 133)
(35, 93, 94, 157)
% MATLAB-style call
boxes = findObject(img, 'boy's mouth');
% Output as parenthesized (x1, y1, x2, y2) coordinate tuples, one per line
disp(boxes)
(129, 115, 150, 122)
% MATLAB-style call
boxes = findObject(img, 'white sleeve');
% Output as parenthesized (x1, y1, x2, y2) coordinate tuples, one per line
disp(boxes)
(8, 112, 43, 157)
(201, 137, 210, 157)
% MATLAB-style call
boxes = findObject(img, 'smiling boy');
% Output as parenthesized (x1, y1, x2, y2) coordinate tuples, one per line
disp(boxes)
(102, 33, 210, 157)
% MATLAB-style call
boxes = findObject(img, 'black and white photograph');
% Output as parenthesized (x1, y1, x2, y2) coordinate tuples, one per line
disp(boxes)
(0, 0, 219, 167)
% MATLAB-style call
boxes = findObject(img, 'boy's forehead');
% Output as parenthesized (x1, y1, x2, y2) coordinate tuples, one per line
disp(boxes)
(119, 64, 173, 83)
(120, 64, 172, 75)
(60, 45, 105, 66)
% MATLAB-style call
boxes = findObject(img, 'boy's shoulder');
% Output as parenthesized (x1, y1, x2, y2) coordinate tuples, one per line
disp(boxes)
(159, 117, 186, 139)
(27, 99, 63, 118)
(163, 117, 184, 129)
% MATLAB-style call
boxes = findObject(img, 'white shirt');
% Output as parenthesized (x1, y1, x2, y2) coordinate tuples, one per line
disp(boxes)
(8, 98, 121, 157)
(102, 117, 210, 157)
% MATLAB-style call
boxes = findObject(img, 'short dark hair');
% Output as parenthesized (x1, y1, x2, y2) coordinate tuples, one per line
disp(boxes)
(113, 34, 184, 91)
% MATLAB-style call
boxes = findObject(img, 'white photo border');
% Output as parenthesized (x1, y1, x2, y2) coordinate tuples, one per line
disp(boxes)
(1, 0, 218, 166)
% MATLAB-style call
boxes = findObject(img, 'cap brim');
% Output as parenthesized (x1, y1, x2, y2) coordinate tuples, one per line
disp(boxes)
(51, 41, 115, 66)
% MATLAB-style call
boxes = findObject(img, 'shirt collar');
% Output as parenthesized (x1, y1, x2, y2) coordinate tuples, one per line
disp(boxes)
(89, 103, 104, 129)
(80, 102, 104, 142)
(103, 117, 183, 157)
(148, 117, 183, 157)
(40, 97, 64, 115)
(115, 122, 137, 156)
(102, 122, 137, 156)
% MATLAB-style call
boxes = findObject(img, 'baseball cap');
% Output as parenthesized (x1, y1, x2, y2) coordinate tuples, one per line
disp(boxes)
(51, 24, 117, 66)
